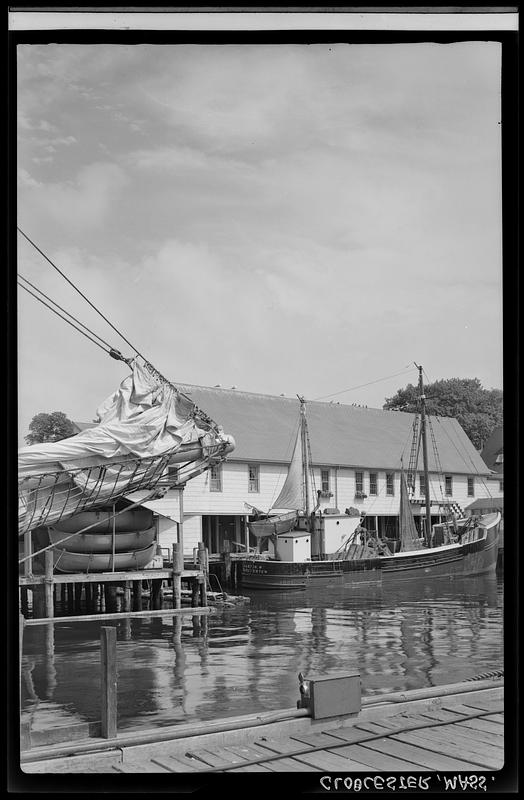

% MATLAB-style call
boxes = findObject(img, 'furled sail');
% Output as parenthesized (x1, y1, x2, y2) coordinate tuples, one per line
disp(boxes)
(18, 360, 235, 535)
(399, 470, 423, 552)
(271, 424, 305, 512)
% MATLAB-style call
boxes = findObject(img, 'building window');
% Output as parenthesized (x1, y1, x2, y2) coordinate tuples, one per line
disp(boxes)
(320, 468, 330, 494)
(355, 471, 364, 494)
(248, 464, 259, 493)
(210, 463, 222, 492)
(499, 480, 504, 492)
(369, 472, 378, 496)
(386, 473, 395, 496)
(167, 465, 179, 484)
(419, 474, 426, 495)
(467, 477, 475, 497)
(495, 452, 503, 465)
(445, 475, 453, 496)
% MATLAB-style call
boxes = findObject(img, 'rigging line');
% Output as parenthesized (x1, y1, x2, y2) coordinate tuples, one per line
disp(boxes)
(17, 226, 144, 358)
(313, 365, 416, 402)
(18, 273, 114, 351)
(18, 281, 112, 356)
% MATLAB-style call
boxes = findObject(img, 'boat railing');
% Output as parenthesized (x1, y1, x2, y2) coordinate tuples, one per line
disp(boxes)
(18, 444, 230, 536)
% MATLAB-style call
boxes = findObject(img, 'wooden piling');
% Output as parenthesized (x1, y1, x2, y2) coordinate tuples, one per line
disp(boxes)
(198, 542, 208, 607)
(151, 579, 163, 610)
(74, 583, 83, 614)
(123, 581, 132, 612)
(19, 613, 24, 707)
(100, 626, 117, 739)
(66, 583, 74, 614)
(44, 550, 54, 618)
(222, 539, 232, 586)
(191, 578, 200, 608)
(20, 587, 29, 617)
(33, 585, 45, 619)
(132, 581, 142, 612)
(105, 584, 118, 614)
(172, 542, 181, 610)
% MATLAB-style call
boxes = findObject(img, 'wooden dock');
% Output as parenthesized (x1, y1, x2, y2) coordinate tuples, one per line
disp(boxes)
(21, 682, 503, 774)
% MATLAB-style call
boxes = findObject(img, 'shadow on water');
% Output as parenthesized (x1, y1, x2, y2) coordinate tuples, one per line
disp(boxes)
(20, 573, 503, 735)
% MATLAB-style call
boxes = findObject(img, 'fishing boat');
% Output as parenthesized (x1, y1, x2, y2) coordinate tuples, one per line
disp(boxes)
(239, 369, 501, 590)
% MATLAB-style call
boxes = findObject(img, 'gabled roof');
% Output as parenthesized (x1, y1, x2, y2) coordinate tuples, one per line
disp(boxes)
(173, 383, 491, 476)
(465, 497, 504, 511)
(480, 425, 503, 473)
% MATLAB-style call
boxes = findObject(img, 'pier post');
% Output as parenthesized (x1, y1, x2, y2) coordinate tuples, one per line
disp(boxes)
(123, 581, 132, 612)
(100, 626, 117, 739)
(222, 539, 231, 586)
(23, 529, 32, 578)
(151, 579, 163, 610)
(74, 583, 83, 614)
(191, 577, 200, 608)
(66, 583, 74, 614)
(132, 580, 143, 612)
(172, 542, 182, 610)
(20, 587, 29, 617)
(44, 550, 54, 618)
(198, 541, 208, 607)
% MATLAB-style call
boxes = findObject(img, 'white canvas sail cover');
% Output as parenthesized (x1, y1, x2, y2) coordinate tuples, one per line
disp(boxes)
(19, 360, 233, 476)
(18, 360, 235, 534)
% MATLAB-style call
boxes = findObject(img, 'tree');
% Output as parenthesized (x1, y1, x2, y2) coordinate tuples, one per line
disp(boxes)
(383, 378, 502, 450)
(25, 411, 76, 445)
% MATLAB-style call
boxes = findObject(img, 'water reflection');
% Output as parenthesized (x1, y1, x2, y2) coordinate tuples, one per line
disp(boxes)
(20, 574, 503, 734)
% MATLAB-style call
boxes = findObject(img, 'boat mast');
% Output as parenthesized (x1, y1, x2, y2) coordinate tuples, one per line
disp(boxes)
(417, 365, 432, 546)
(298, 396, 310, 516)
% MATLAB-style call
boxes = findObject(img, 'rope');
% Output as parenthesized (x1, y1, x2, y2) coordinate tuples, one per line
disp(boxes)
(467, 669, 504, 681)
(18, 227, 143, 358)
(18, 275, 118, 353)
(314, 365, 415, 402)
(18, 280, 114, 357)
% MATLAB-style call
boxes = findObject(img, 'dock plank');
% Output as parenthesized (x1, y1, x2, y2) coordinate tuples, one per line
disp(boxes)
(253, 736, 313, 756)
(329, 743, 428, 771)
(227, 764, 274, 772)
(351, 721, 395, 734)
(114, 759, 172, 773)
(455, 696, 503, 713)
(222, 743, 277, 762)
(150, 754, 203, 772)
(454, 721, 504, 747)
(293, 750, 370, 772)
(290, 731, 352, 748)
(183, 747, 245, 768)
(364, 737, 480, 771)
(440, 702, 499, 717)
(417, 708, 466, 723)
(264, 757, 320, 772)
(324, 726, 385, 744)
(483, 713, 504, 724)
(394, 729, 502, 770)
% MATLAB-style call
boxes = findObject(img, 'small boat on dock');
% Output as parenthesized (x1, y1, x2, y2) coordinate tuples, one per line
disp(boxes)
(52, 542, 157, 573)
(47, 525, 156, 554)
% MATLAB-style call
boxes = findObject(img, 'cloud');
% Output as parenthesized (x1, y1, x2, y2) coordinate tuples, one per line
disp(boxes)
(19, 162, 129, 231)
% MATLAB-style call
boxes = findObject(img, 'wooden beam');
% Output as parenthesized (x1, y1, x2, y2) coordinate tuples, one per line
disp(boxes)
(100, 627, 117, 739)
(24, 607, 214, 626)
(19, 568, 200, 586)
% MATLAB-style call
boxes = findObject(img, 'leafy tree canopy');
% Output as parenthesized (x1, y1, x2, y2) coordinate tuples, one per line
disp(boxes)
(25, 411, 76, 445)
(383, 378, 502, 450)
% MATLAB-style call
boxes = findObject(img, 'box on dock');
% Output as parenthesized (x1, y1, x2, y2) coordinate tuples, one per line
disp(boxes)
(303, 671, 361, 719)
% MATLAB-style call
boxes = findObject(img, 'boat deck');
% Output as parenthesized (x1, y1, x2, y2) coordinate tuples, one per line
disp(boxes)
(22, 685, 504, 774)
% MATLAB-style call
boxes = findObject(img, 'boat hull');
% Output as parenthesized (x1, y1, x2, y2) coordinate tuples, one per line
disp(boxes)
(47, 526, 156, 554)
(52, 542, 157, 573)
(239, 513, 500, 590)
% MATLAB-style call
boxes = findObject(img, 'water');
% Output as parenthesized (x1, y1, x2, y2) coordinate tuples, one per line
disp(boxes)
(21, 574, 503, 736)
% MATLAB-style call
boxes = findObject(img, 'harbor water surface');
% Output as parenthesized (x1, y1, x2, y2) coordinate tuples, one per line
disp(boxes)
(21, 574, 503, 736)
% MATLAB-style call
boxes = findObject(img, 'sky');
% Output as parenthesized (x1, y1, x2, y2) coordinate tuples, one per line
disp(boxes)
(16, 40, 503, 442)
